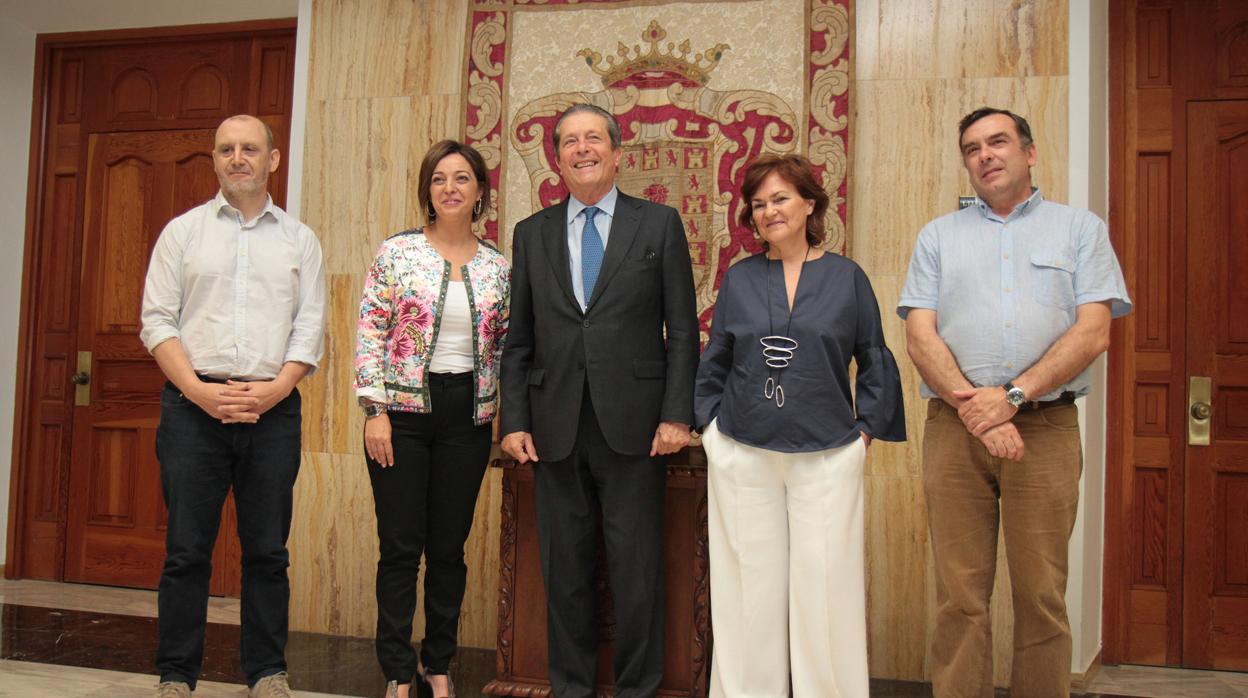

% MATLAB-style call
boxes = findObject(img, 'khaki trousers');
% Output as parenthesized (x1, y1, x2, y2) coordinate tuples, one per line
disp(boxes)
(923, 399, 1082, 698)
(703, 420, 869, 698)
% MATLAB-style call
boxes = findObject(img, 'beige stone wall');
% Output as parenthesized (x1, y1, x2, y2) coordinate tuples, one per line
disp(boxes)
(291, 0, 1071, 684)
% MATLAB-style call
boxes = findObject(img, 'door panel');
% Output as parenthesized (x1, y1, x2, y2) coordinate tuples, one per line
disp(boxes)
(1183, 99, 1248, 670)
(64, 129, 242, 596)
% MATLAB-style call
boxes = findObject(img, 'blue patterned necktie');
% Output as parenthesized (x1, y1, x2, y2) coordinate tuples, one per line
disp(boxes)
(581, 206, 603, 306)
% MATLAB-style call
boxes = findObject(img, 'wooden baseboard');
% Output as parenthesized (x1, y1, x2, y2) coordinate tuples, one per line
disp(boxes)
(1070, 649, 1103, 692)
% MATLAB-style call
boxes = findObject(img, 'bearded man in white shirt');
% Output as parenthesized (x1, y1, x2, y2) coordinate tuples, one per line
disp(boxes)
(140, 114, 326, 698)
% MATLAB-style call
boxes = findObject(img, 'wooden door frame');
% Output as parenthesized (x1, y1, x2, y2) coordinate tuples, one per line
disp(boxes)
(4, 18, 296, 581)
(1103, 0, 1130, 665)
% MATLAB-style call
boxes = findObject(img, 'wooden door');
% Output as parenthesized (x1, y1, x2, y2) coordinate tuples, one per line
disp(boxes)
(1106, 0, 1248, 669)
(1182, 100, 1248, 670)
(64, 129, 242, 595)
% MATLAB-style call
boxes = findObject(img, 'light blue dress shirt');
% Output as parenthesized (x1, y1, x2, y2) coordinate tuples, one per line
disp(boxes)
(897, 188, 1132, 400)
(566, 187, 618, 310)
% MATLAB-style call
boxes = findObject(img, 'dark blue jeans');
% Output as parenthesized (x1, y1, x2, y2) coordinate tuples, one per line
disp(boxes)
(155, 381, 302, 689)
(368, 372, 492, 683)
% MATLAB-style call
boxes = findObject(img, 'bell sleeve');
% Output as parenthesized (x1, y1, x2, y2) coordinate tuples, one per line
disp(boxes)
(852, 266, 907, 442)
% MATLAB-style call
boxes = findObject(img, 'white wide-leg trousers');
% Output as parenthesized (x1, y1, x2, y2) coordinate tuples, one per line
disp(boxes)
(703, 420, 869, 698)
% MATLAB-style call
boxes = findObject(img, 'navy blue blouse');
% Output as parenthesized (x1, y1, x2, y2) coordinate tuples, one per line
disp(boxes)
(694, 252, 906, 452)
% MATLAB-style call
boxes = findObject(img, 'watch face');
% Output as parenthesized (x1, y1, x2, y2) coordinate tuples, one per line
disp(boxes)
(1007, 389, 1026, 406)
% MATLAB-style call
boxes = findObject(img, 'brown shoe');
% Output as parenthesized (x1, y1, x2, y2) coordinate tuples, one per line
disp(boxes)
(249, 671, 294, 697)
(156, 681, 191, 697)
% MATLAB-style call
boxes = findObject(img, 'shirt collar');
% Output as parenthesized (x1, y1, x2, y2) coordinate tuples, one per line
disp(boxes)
(974, 187, 1044, 222)
(212, 190, 278, 224)
(566, 186, 619, 224)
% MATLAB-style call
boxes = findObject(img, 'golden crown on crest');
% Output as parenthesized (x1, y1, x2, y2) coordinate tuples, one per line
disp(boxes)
(577, 20, 729, 88)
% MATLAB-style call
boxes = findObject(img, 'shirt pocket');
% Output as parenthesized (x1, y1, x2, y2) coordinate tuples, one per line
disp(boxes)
(1030, 252, 1076, 310)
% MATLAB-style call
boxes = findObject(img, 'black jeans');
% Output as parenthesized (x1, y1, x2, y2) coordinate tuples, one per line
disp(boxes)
(368, 372, 492, 682)
(155, 382, 302, 689)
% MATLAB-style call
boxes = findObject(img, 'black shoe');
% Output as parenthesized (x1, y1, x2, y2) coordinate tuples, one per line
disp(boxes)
(425, 673, 454, 698)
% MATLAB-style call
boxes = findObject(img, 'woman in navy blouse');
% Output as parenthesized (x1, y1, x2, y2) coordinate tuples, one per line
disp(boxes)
(695, 154, 905, 697)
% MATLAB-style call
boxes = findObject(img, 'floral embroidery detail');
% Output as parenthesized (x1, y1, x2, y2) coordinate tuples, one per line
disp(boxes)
(479, 306, 505, 352)
(353, 230, 510, 424)
(391, 295, 432, 360)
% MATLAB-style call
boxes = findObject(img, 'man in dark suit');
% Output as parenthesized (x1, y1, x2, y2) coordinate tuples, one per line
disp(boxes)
(500, 103, 699, 698)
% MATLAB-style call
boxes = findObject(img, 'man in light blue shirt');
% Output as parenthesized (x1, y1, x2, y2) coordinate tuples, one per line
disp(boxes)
(898, 107, 1131, 697)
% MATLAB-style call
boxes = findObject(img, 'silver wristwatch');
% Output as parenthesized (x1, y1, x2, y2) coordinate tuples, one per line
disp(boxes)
(360, 400, 387, 418)
(1003, 381, 1026, 408)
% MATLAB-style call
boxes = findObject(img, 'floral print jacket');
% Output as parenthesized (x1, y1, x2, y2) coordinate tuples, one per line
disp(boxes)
(354, 229, 510, 425)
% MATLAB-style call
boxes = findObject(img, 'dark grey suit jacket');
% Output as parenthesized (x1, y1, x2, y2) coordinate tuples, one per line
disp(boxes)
(500, 191, 699, 462)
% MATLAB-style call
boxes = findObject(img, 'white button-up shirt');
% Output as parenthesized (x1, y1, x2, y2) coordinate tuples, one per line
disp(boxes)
(140, 191, 326, 380)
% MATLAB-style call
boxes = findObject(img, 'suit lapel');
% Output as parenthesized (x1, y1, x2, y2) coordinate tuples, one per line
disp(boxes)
(540, 202, 580, 311)
(587, 193, 641, 310)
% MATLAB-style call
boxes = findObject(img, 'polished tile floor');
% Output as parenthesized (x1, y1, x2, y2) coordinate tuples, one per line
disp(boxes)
(2, 578, 1246, 697)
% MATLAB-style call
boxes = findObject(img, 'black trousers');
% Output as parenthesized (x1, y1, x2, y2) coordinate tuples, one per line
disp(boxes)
(534, 385, 667, 698)
(155, 382, 302, 690)
(367, 372, 492, 682)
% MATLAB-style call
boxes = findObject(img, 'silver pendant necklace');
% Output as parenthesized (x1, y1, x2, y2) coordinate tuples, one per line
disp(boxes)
(760, 245, 810, 408)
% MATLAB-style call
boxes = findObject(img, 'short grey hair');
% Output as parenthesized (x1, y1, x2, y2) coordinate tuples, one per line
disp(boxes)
(551, 103, 622, 151)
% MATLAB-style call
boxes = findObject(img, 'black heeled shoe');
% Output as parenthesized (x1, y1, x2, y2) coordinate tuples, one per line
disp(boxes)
(415, 661, 452, 698)
(413, 675, 434, 698)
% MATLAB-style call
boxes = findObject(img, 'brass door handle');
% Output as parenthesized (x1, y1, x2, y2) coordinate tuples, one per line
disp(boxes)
(74, 351, 92, 407)
(1188, 376, 1211, 446)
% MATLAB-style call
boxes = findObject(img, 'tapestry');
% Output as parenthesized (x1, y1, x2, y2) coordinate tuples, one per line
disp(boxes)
(462, 0, 851, 338)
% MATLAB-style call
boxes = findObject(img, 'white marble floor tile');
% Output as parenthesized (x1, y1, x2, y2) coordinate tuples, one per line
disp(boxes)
(0, 578, 240, 624)
(0, 660, 360, 697)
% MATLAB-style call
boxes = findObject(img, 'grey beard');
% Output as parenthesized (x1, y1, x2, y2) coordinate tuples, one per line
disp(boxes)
(220, 177, 266, 197)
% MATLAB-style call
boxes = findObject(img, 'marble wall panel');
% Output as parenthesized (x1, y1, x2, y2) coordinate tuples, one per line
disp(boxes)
(309, 0, 467, 101)
(302, 96, 416, 275)
(302, 273, 364, 455)
(855, 0, 1067, 81)
(865, 474, 929, 679)
(990, 527, 1016, 686)
(289, 451, 379, 638)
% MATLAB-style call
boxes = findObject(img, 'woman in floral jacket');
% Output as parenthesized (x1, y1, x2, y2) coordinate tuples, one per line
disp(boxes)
(354, 140, 509, 698)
